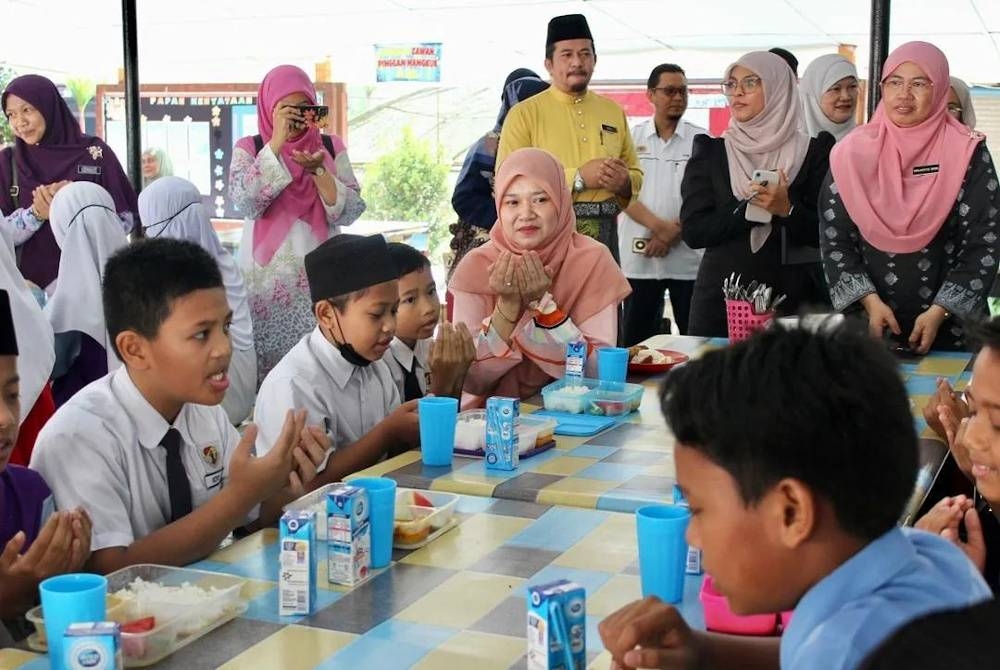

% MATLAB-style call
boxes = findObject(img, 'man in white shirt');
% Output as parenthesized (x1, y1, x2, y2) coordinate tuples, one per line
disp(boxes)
(619, 64, 706, 342)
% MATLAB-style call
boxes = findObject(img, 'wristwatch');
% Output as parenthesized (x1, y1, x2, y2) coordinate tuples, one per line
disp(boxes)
(311, 166, 326, 177)
(572, 170, 585, 193)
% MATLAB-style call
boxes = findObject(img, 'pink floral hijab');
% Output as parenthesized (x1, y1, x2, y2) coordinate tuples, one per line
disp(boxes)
(235, 65, 335, 265)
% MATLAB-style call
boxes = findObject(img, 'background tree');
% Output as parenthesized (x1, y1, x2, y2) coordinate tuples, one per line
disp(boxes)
(363, 125, 451, 261)
(0, 63, 17, 146)
(65, 77, 95, 134)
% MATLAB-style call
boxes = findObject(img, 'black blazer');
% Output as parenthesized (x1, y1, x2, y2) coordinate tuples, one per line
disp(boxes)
(680, 132, 834, 337)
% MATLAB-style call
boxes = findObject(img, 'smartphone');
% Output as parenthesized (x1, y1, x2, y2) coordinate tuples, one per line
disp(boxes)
(295, 104, 329, 127)
(745, 169, 778, 224)
(631, 238, 648, 254)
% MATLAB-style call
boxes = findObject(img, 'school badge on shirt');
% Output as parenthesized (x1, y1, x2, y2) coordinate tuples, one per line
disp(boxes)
(201, 445, 223, 489)
(87, 145, 103, 160)
(202, 445, 220, 467)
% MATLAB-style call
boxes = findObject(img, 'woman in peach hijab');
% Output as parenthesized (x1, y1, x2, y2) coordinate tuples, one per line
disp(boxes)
(449, 148, 631, 406)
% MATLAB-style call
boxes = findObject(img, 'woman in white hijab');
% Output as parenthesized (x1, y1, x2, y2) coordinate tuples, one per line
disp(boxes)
(800, 54, 859, 141)
(138, 176, 256, 424)
(0, 225, 55, 462)
(948, 77, 977, 129)
(45, 181, 128, 406)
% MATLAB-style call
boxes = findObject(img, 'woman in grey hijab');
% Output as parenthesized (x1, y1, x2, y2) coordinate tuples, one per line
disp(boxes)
(948, 77, 977, 129)
(800, 54, 859, 141)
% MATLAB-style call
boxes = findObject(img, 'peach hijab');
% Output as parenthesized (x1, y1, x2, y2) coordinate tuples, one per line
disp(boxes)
(449, 148, 630, 324)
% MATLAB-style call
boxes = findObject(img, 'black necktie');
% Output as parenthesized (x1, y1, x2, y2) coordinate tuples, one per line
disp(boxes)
(402, 362, 423, 402)
(160, 428, 193, 522)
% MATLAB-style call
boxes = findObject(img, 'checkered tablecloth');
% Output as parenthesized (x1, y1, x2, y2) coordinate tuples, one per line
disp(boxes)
(0, 337, 971, 670)
(1, 495, 705, 670)
(358, 335, 971, 516)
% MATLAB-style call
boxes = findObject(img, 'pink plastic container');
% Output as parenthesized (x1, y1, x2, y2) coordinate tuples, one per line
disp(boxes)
(725, 300, 773, 342)
(699, 576, 779, 636)
(779, 609, 794, 632)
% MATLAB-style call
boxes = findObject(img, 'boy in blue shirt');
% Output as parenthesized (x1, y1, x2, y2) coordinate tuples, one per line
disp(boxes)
(599, 325, 991, 670)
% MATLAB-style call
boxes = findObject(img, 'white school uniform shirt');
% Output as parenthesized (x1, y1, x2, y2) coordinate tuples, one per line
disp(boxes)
(30, 367, 246, 552)
(384, 337, 432, 400)
(253, 327, 400, 458)
(618, 119, 706, 280)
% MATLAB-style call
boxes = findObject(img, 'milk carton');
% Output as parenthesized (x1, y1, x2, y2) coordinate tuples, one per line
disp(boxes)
(63, 622, 123, 670)
(673, 485, 703, 575)
(564, 341, 586, 381)
(326, 484, 371, 586)
(485, 396, 519, 471)
(279, 510, 317, 616)
(527, 580, 586, 670)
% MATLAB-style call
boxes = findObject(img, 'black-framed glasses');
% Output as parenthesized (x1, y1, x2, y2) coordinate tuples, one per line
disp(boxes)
(651, 86, 688, 98)
(721, 76, 762, 96)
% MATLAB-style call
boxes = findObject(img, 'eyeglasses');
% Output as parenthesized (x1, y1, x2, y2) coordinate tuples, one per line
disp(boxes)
(881, 77, 933, 95)
(651, 86, 688, 98)
(721, 76, 762, 96)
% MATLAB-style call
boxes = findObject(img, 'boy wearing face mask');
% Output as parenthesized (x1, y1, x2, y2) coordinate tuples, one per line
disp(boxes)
(253, 234, 420, 487)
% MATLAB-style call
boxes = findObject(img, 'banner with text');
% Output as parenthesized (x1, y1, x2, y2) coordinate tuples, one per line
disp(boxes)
(375, 43, 442, 82)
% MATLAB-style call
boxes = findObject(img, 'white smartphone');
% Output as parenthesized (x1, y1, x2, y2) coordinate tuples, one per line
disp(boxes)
(745, 169, 779, 224)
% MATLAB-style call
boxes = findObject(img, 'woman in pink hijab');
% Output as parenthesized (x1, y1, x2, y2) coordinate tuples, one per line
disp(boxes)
(449, 148, 631, 407)
(681, 51, 835, 337)
(822, 42, 997, 353)
(228, 64, 365, 382)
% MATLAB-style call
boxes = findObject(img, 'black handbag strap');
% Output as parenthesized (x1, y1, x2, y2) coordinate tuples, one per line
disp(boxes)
(6, 147, 16, 199)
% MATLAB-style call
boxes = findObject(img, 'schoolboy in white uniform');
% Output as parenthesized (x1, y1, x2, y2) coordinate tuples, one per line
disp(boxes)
(31, 239, 326, 574)
(253, 234, 420, 488)
(384, 242, 474, 402)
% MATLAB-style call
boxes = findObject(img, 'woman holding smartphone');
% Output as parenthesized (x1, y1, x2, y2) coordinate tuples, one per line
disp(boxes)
(680, 51, 834, 337)
(229, 64, 365, 383)
(821, 42, 998, 352)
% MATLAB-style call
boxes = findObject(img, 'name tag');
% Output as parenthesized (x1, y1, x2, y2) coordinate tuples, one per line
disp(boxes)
(78, 165, 102, 176)
(912, 164, 939, 175)
(204, 468, 223, 489)
(601, 124, 618, 134)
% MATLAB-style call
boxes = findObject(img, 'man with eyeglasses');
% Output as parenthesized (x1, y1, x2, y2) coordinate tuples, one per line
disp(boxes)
(619, 64, 706, 342)
(497, 13, 642, 263)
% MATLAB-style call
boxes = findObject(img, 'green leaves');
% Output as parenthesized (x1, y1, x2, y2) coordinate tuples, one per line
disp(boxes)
(365, 126, 448, 225)
(0, 63, 17, 146)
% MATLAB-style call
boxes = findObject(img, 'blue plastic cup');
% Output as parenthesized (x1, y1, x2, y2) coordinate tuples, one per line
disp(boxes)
(418, 397, 458, 467)
(351, 476, 397, 569)
(636, 505, 690, 604)
(40, 573, 107, 670)
(597, 347, 629, 383)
